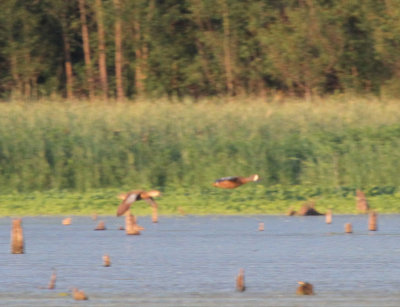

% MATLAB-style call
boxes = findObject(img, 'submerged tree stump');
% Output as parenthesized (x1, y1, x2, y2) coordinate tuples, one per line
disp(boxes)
(325, 209, 332, 224)
(62, 217, 71, 225)
(236, 268, 245, 292)
(368, 211, 378, 231)
(48, 269, 57, 289)
(152, 206, 158, 223)
(125, 213, 141, 235)
(297, 202, 323, 216)
(296, 281, 314, 295)
(72, 288, 88, 300)
(356, 189, 369, 213)
(345, 223, 353, 233)
(11, 219, 24, 254)
(103, 254, 111, 267)
(94, 221, 106, 230)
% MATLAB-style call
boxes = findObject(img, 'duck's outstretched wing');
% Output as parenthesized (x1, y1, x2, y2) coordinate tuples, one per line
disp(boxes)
(213, 176, 242, 188)
(216, 176, 239, 182)
(116, 192, 139, 216)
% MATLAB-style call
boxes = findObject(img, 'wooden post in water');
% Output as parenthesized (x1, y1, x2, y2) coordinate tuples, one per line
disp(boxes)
(94, 221, 106, 230)
(125, 213, 141, 235)
(345, 223, 352, 233)
(72, 287, 88, 300)
(236, 268, 245, 292)
(103, 254, 111, 267)
(152, 206, 158, 223)
(62, 217, 71, 225)
(368, 211, 378, 231)
(11, 218, 24, 254)
(296, 281, 314, 295)
(48, 269, 57, 289)
(325, 209, 332, 224)
(356, 189, 369, 213)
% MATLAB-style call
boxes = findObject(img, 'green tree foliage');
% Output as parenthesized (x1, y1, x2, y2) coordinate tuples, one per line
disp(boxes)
(1, 0, 400, 99)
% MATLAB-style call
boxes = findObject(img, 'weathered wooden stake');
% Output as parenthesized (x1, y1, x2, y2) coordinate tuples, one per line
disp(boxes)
(368, 211, 378, 231)
(325, 209, 332, 224)
(356, 189, 369, 213)
(125, 213, 141, 235)
(72, 288, 88, 300)
(258, 222, 264, 231)
(103, 254, 111, 267)
(152, 206, 158, 223)
(345, 223, 352, 233)
(62, 217, 71, 225)
(48, 269, 57, 289)
(94, 221, 106, 230)
(236, 268, 245, 292)
(296, 281, 314, 295)
(11, 218, 24, 254)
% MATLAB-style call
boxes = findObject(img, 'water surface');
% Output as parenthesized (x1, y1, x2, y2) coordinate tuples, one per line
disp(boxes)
(1, 215, 400, 306)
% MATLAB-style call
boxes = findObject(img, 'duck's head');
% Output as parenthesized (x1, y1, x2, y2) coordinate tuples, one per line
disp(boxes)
(251, 174, 260, 182)
(148, 190, 161, 198)
(118, 193, 127, 200)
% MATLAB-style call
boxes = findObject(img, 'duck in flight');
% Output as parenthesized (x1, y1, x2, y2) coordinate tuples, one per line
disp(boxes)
(213, 174, 259, 189)
(116, 190, 161, 217)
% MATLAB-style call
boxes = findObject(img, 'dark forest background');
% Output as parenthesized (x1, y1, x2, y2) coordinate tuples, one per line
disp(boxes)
(1, 0, 399, 101)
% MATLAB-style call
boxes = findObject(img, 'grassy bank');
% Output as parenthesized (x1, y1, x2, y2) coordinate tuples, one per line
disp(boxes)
(1, 96, 400, 215)
(1, 185, 400, 216)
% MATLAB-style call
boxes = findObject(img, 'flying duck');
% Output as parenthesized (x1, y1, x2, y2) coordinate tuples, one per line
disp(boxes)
(213, 174, 259, 189)
(116, 190, 161, 217)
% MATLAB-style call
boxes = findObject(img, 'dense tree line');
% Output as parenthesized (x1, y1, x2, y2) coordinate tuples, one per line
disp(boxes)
(1, 0, 399, 100)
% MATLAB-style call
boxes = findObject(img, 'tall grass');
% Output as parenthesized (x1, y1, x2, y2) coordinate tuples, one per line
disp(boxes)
(1, 97, 400, 196)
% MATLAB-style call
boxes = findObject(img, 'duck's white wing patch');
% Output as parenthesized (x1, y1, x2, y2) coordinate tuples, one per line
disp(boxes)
(125, 193, 139, 205)
(116, 193, 139, 216)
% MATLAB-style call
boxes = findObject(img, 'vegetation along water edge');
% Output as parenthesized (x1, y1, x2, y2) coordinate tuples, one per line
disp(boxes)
(1, 97, 400, 215)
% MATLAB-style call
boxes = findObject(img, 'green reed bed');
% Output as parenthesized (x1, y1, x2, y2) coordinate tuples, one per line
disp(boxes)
(1, 97, 400, 215)
(1, 185, 400, 216)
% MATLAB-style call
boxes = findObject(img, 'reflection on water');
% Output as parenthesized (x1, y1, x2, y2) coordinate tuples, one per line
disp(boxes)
(1, 215, 400, 306)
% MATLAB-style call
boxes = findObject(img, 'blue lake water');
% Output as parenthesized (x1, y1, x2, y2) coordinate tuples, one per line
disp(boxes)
(1, 214, 400, 306)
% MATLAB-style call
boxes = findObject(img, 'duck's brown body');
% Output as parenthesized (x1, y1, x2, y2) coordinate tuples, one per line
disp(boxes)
(116, 190, 161, 217)
(213, 174, 259, 189)
(296, 281, 314, 295)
